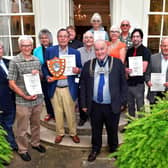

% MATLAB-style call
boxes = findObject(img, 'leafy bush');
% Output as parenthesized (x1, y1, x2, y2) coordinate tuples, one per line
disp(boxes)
(0, 126, 13, 168)
(110, 93, 168, 168)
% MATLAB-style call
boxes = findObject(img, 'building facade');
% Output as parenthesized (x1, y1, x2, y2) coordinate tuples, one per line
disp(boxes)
(0, 0, 167, 56)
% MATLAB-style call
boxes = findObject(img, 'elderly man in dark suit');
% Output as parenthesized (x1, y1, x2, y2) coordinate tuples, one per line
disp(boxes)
(146, 37, 168, 104)
(0, 41, 17, 151)
(80, 40, 127, 162)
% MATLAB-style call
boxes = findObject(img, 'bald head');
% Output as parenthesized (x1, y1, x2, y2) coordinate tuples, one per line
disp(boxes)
(160, 37, 168, 57)
(94, 40, 108, 60)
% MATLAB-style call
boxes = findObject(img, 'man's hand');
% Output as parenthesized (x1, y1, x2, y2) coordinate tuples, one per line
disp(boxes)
(47, 76, 55, 83)
(164, 82, 168, 88)
(72, 67, 80, 74)
(147, 81, 152, 87)
(32, 69, 39, 75)
(23, 95, 37, 101)
(82, 108, 88, 112)
(125, 68, 132, 74)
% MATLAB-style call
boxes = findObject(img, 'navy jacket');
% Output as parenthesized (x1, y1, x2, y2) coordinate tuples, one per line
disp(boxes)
(0, 58, 15, 114)
(80, 56, 128, 114)
(42, 45, 82, 101)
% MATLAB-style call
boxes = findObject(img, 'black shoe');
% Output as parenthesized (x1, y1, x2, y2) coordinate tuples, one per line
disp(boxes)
(32, 144, 46, 153)
(19, 152, 31, 161)
(12, 146, 18, 152)
(88, 151, 99, 162)
(78, 119, 86, 126)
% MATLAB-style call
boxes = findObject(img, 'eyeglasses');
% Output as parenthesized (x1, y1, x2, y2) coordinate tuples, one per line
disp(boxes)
(121, 24, 129, 27)
(110, 31, 120, 33)
(84, 36, 93, 39)
(92, 20, 100, 23)
(21, 45, 32, 48)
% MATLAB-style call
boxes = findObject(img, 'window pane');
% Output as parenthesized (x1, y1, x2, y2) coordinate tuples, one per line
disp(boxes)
(11, 0, 19, 13)
(21, 0, 33, 12)
(150, 0, 163, 12)
(0, 16, 9, 35)
(148, 15, 161, 35)
(163, 15, 168, 35)
(11, 16, 21, 35)
(0, 37, 10, 56)
(23, 16, 35, 35)
(0, 0, 8, 13)
(165, 0, 168, 12)
(12, 37, 20, 56)
(147, 38, 160, 54)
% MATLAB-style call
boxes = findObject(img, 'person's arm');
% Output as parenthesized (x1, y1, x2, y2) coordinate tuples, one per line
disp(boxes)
(9, 80, 37, 101)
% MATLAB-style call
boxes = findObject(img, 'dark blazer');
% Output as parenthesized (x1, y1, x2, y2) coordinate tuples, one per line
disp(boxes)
(80, 56, 128, 114)
(0, 58, 15, 113)
(145, 53, 168, 103)
(42, 45, 82, 101)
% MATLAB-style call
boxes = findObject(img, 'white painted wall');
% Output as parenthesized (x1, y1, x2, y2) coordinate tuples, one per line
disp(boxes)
(33, 0, 150, 46)
(34, 0, 70, 45)
(112, 0, 150, 45)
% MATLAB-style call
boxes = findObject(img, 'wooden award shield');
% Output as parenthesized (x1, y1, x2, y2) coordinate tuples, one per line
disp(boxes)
(47, 57, 67, 80)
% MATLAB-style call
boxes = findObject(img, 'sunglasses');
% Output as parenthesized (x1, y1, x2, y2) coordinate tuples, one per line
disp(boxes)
(92, 20, 100, 23)
(121, 24, 129, 27)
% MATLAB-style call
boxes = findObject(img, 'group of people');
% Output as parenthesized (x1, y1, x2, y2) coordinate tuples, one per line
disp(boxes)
(0, 12, 168, 165)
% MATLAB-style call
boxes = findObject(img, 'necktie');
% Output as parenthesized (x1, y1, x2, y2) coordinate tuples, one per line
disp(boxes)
(97, 61, 105, 102)
(133, 48, 137, 56)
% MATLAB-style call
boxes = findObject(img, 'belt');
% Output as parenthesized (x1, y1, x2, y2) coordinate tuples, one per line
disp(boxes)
(57, 86, 68, 88)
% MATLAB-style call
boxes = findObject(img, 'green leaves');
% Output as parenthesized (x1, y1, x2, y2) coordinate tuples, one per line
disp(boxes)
(0, 126, 13, 168)
(110, 93, 168, 168)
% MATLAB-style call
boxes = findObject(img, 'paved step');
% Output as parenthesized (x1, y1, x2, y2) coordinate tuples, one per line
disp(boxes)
(35, 106, 125, 149)
(40, 107, 127, 136)
(38, 124, 123, 149)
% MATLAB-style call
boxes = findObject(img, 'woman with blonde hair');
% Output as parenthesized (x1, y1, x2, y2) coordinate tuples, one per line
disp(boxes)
(107, 25, 126, 63)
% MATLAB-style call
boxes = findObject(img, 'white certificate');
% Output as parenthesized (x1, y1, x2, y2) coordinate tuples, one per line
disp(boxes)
(94, 31, 106, 41)
(129, 56, 143, 76)
(151, 73, 166, 91)
(23, 73, 42, 95)
(59, 54, 76, 76)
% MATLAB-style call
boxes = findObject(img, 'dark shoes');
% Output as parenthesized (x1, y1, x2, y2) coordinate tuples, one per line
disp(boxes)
(88, 151, 99, 162)
(32, 145, 46, 153)
(19, 152, 31, 161)
(71, 135, 80, 143)
(78, 119, 86, 126)
(55, 136, 64, 143)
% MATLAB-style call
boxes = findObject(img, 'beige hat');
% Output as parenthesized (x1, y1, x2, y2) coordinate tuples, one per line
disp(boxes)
(90, 13, 102, 23)
(110, 25, 120, 32)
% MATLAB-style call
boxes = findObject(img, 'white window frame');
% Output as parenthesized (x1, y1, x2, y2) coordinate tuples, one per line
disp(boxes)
(0, 0, 35, 56)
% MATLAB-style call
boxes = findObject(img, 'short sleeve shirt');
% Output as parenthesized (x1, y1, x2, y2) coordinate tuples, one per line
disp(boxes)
(8, 53, 43, 106)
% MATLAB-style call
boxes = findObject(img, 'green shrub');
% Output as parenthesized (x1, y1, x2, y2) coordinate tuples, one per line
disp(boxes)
(0, 126, 13, 168)
(110, 93, 168, 168)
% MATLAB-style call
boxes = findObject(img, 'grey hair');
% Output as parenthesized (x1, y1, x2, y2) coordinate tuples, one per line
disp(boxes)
(90, 12, 102, 23)
(18, 35, 33, 46)
(38, 29, 53, 45)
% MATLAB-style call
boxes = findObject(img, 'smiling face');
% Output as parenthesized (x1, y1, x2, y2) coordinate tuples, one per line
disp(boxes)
(94, 40, 108, 61)
(40, 34, 50, 47)
(57, 30, 69, 49)
(160, 38, 168, 58)
(19, 39, 33, 57)
(120, 20, 130, 33)
(132, 31, 142, 47)
(83, 31, 94, 48)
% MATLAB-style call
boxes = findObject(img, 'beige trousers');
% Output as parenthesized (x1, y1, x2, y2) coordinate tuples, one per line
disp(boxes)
(16, 103, 42, 154)
(51, 87, 77, 136)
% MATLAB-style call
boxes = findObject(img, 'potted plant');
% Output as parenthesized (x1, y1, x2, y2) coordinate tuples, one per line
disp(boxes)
(110, 93, 168, 168)
(0, 126, 13, 168)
